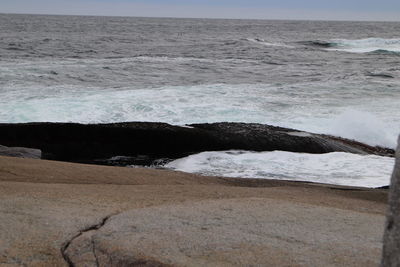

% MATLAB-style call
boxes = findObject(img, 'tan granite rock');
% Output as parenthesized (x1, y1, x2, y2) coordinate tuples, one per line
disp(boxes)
(0, 156, 389, 266)
(65, 198, 385, 267)
(382, 136, 400, 266)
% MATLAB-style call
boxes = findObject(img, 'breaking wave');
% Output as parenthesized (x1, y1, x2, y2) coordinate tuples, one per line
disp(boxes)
(303, 38, 400, 54)
(1, 83, 398, 148)
(166, 150, 394, 188)
(245, 38, 294, 48)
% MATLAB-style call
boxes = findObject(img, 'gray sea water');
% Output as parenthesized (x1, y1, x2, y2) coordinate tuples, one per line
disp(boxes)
(1, 14, 399, 186)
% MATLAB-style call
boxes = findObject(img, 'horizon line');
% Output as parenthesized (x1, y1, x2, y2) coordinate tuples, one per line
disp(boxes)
(1, 12, 399, 23)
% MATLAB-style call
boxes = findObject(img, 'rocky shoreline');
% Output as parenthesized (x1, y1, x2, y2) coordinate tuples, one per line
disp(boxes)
(0, 122, 394, 166)
(0, 121, 394, 266)
(0, 155, 389, 266)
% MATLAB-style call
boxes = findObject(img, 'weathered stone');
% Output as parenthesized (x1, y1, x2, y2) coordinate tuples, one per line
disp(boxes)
(0, 145, 41, 159)
(0, 156, 389, 266)
(65, 198, 385, 267)
(382, 136, 400, 266)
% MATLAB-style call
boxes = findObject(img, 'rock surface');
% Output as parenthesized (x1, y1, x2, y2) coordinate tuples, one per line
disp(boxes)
(0, 145, 41, 159)
(382, 136, 400, 266)
(0, 156, 389, 266)
(65, 199, 385, 267)
(0, 122, 393, 166)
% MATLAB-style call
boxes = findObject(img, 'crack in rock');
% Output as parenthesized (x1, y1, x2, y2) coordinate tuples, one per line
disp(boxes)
(92, 239, 100, 267)
(60, 215, 114, 267)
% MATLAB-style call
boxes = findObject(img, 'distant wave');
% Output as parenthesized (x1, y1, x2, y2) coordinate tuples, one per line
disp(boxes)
(369, 49, 400, 55)
(365, 72, 394, 79)
(131, 55, 209, 63)
(245, 38, 294, 48)
(131, 56, 256, 64)
(298, 40, 334, 48)
(301, 38, 400, 54)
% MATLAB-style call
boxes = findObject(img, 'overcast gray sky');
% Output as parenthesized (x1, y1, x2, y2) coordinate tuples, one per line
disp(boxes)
(1, 0, 400, 21)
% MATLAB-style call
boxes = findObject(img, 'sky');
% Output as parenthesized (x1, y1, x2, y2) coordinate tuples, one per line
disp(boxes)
(1, 0, 400, 21)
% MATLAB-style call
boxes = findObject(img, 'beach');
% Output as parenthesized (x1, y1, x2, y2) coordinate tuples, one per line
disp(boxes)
(0, 155, 388, 266)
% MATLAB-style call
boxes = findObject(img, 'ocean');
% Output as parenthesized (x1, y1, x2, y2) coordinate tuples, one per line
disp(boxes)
(1, 14, 399, 187)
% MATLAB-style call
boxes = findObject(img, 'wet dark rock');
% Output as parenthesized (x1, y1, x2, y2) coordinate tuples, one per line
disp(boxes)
(0, 122, 218, 164)
(366, 72, 394, 79)
(377, 185, 390, 190)
(190, 123, 394, 157)
(93, 155, 172, 167)
(0, 122, 394, 166)
(0, 145, 41, 159)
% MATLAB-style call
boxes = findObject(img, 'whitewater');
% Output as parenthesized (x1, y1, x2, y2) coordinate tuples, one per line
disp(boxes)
(1, 14, 399, 187)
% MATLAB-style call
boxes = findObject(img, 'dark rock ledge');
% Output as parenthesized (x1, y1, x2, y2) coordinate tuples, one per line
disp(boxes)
(0, 145, 41, 159)
(0, 122, 394, 166)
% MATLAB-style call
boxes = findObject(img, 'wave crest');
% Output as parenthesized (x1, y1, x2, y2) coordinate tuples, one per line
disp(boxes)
(245, 38, 294, 48)
(303, 38, 400, 54)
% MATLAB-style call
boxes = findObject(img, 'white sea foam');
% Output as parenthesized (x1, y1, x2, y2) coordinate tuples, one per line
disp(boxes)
(166, 150, 395, 188)
(323, 110, 396, 148)
(0, 83, 398, 148)
(326, 38, 400, 53)
(288, 108, 399, 148)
